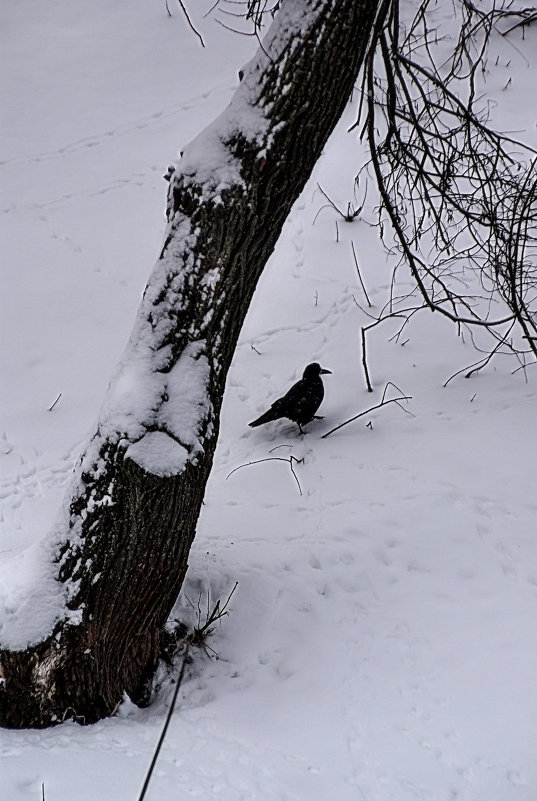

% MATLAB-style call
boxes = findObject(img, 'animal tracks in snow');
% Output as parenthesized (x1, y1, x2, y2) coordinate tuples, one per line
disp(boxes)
(0, 87, 230, 171)
(0, 442, 78, 545)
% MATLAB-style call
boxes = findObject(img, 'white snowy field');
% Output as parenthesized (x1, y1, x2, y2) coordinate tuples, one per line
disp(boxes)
(1, 1, 537, 800)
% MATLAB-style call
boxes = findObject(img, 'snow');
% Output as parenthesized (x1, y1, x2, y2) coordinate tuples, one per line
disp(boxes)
(0, 539, 64, 650)
(125, 432, 189, 478)
(1, 0, 537, 799)
(160, 343, 212, 452)
(124, 340, 212, 474)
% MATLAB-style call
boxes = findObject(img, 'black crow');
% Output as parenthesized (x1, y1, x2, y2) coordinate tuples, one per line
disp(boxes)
(249, 362, 332, 434)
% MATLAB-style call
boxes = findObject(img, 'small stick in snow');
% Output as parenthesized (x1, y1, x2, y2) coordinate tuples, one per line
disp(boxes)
(226, 455, 304, 495)
(443, 334, 508, 387)
(351, 240, 372, 308)
(321, 382, 413, 439)
(48, 393, 62, 411)
(313, 183, 364, 223)
(354, 298, 425, 392)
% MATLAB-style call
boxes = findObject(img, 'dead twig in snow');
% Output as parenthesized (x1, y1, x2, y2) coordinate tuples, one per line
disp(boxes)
(226, 455, 304, 494)
(186, 582, 238, 651)
(321, 382, 413, 438)
(351, 240, 372, 308)
(48, 393, 62, 411)
(313, 183, 366, 225)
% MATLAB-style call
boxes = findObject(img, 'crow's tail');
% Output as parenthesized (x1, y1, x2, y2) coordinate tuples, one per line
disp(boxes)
(248, 404, 282, 427)
(249, 411, 273, 427)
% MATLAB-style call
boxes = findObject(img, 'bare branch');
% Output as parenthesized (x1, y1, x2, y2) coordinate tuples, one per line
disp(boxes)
(358, 0, 537, 378)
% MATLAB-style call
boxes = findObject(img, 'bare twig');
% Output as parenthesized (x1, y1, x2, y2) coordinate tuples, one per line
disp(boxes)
(226, 455, 304, 494)
(443, 329, 512, 385)
(110, 699, 122, 717)
(357, 298, 426, 392)
(313, 183, 364, 224)
(188, 582, 238, 646)
(361, 325, 374, 393)
(501, 9, 537, 35)
(177, 0, 206, 47)
(61, 707, 85, 724)
(351, 240, 372, 307)
(48, 393, 62, 412)
(321, 383, 413, 439)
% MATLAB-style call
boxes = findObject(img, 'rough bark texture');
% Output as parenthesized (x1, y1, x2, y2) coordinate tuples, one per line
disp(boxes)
(0, 0, 382, 728)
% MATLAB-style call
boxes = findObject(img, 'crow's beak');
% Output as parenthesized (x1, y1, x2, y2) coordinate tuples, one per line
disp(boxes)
(320, 368, 332, 375)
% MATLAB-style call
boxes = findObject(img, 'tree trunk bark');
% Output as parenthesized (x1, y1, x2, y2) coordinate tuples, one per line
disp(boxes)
(0, 0, 382, 728)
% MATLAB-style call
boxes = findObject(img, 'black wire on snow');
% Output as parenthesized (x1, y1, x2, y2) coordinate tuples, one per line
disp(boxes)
(137, 645, 190, 801)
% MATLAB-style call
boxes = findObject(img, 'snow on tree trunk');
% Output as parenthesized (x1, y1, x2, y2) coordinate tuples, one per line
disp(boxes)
(0, 0, 382, 727)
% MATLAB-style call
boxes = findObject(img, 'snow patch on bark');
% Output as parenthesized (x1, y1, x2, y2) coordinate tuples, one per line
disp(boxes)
(125, 342, 212, 476)
(100, 347, 159, 446)
(170, 0, 325, 204)
(125, 432, 189, 477)
(161, 343, 211, 456)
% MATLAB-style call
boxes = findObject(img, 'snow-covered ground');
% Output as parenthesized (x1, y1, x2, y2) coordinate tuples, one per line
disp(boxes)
(1, 1, 536, 799)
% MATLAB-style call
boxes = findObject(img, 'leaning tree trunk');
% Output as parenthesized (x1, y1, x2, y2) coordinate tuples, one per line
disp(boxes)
(0, 0, 382, 728)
